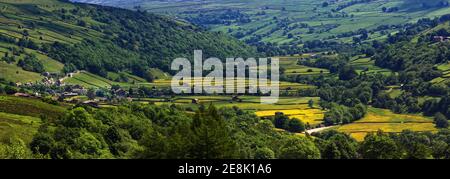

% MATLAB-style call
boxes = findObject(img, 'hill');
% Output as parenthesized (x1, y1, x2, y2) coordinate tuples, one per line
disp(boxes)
(71, 0, 450, 47)
(0, 0, 256, 84)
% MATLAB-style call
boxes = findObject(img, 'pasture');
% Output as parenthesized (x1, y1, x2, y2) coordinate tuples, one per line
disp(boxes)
(349, 57, 392, 75)
(335, 107, 438, 141)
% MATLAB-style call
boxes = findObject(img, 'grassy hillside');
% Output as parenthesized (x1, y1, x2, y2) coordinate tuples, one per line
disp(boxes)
(0, 0, 257, 84)
(0, 95, 68, 146)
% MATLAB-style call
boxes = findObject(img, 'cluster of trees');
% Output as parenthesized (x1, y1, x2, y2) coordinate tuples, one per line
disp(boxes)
(187, 10, 251, 26)
(1, 52, 16, 64)
(4, 102, 448, 159)
(315, 129, 450, 159)
(404, 0, 450, 8)
(422, 97, 450, 119)
(334, 0, 374, 12)
(273, 112, 306, 133)
(17, 54, 44, 73)
(27, 104, 321, 159)
(323, 103, 367, 126)
(381, 7, 399, 13)
(374, 42, 450, 72)
(253, 42, 303, 56)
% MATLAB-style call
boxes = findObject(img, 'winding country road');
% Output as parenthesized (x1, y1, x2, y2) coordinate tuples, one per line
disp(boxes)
(305, 126, 334, 134)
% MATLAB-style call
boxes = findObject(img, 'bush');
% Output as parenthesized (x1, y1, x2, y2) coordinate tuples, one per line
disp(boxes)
(4, 86, 17, 95)
(287, 118, 305, 133)
(435, 113, 449, 128)
(18, 54, 44, 73)
(279, 136, 321, 159)
(273, 112, 289, 129)
(254, 147, 275, 159)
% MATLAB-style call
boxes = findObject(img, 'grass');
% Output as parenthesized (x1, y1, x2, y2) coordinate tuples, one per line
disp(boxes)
(149, 68, 172, 80)
(0, 95, 67, 120)
(335, 107, 438, 141)
(431, 62, 450, 84)
(349, 57, 392, 75)
(0, 112, 41, 144)
(65, 71, 112, 88)
(278, 55, 330, 76)
(0, 61, 43, 83)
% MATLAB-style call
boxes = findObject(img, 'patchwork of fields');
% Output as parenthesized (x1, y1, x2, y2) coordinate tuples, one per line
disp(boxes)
(349, 56, 392, 75)
(335, 107, 438, 141)
(114, 0, 450, 44)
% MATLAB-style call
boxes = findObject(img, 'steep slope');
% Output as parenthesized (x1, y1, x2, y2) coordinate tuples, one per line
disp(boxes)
(0, 0, 256, 83)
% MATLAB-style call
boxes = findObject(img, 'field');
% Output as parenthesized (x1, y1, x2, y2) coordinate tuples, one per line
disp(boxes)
(278, 55, 330, 76)
(137, 94, 326, 126)
(255, 108, 325, 126)
(64, 71, 149, 88)
(432, 62, 450, 84)
(349, 56, 392, 75)
(0, 61, 43, 83)
(335, 107, 438, 141)
(0, 95, 67, 119)
(111, 0, 450, 44)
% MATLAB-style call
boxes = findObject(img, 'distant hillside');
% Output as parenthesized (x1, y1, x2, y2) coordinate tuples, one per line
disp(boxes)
(71, 0, 450, 47)
(0, 0, 256, 83)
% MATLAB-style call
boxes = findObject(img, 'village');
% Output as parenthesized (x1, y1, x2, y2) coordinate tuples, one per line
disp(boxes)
(11, 70, 135, 108)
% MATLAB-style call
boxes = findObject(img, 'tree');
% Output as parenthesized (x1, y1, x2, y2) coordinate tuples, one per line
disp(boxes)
(254, 147, 275, 159)
(315, 130, 359, 159)
(18, 54, 44, 73)
(360, 131, 401, 159)
(273, 112, 289, 129)
(339, 66, 358, 80)
(0, 136, 34, 159)
(189, 105, 238, 159)
(435, 113, 449, 129)
(87, 88, 96, 100)
(279, 136, 321, 159)
(287, 118, 305, 133)
(62, 107, 96, 129)
(308, 99, 314, 108)
(394, 130, 433, 159)
(143, 70, 155, 83)
(4, 86, 17, 95)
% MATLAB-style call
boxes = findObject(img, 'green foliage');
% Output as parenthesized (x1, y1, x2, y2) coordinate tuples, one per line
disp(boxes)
(188, 106, 238, 159)
(278, 136, 321, 159)
(3, 86, 17, 95)
(273, 112, 289, 129)
(314, 131, 359, 159)
(324, 103, 367, 126)
(360, 131, 401, 159)
(435, 112, 449, 128)
(287, 118, 305, 133)
(0, 136, 35, 159)
(18, 54, 44, 73)
(254, 147, 275, 159)
(0, 0, 257, 81)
